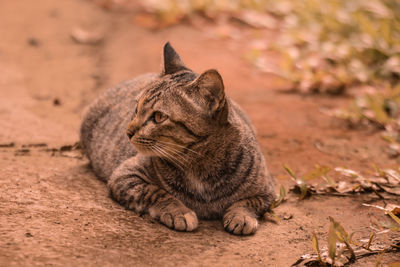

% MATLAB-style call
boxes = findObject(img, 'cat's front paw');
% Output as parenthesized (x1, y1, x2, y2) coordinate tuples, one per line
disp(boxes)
(159, 209, 198, 232)
(223, 210, 258, 235)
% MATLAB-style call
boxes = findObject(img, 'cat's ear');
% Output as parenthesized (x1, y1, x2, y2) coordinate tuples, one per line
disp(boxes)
(162, 42, 189, 75)
(193, 69, 227, 116)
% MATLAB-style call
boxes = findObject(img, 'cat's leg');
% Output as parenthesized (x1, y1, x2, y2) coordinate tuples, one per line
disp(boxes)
(223, 196, 271, 235)
(108, 158, 198, 232)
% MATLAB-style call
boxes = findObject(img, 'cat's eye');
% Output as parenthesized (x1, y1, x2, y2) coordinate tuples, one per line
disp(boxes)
(153, 111, 168, 123)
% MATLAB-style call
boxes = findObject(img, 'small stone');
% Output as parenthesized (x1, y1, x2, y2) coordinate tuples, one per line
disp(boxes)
(25, 232, 33, 237)
(53, 98, 61, 106)
(283, 213, 293, 220)
(27, 38, 40, 47)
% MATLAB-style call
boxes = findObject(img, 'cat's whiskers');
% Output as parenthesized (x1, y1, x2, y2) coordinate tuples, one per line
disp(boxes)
(157, 140, 202, 156)
(136, 138, 191, 163)
(157, 140, 218, 165)
(159, 147, 186, 171)
(152, 145, 186, 172)
(158, 144, 189, 164)
(135, 138, 155, 145)
(135, 139, 186, 170)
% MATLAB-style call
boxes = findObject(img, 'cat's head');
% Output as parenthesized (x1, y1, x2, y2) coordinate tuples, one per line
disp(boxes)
(126, 42, 228, 161)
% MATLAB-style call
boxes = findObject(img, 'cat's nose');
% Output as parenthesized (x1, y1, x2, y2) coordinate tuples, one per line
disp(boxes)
(126, 129, 135, 139)
(127, 120, 138, 139)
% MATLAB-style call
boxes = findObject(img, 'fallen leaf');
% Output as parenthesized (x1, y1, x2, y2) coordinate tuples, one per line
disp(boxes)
(312, 233, 323, 264)
(379, 185, 400, 195)
(133, 13, 161, 29)
(335, 167, 361, 178)
(0, 142, 15, 148)
(304, 165, 332, 181)
(385, 204, 400, 216)
(366, 232, 375, 250)
(329, 217, 356, 261)
(231, 10, 278, 29)
(328, 220, 337, 265)
(22, 143, 47, 148)
(271, 185, 287, 209)
(71, 27, 104, 45)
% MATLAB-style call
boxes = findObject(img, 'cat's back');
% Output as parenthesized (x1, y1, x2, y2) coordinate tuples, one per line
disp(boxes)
(80, 73, 157, 180)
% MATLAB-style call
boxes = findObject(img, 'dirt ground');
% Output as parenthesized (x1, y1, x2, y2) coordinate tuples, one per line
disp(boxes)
(0, 1, 399, 266)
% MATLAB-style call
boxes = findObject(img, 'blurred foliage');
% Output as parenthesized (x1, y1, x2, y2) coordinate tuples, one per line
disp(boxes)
(269, 0, 400, 156)
(272, 0, 400, 93)
(140, 0, 271, 18)
(138, 0, 400, 94)
(334, 84, 400, 157)
(138, 0, 400, 156)
(296, 215, 400, 266)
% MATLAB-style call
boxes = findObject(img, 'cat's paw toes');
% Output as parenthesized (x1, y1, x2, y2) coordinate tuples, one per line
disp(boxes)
(160, 210, 198, 232)
(223, 212, 258, 235)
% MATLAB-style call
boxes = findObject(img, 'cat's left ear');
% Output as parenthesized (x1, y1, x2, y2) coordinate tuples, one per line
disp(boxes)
(193, 69, 226, 115)
(162, 42, 189, 75)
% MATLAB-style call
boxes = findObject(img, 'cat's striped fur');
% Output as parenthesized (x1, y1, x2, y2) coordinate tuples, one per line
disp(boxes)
(80, 43, 275, 235)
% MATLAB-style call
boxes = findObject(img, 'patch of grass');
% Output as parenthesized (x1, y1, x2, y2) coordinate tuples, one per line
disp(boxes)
(294, 215, 400, 266)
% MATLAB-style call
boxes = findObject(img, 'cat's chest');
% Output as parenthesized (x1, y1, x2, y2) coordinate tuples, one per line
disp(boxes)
(158, 163, 219, 198)
(185, 173, 207, 194)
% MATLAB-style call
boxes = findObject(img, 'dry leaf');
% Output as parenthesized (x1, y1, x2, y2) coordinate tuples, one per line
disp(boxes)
(304, 165, 332, 181)
(328, 221, 337, 265)
(231, 10, 278, 29)
(71, 28, 104, 45)
(271, 185, 287, 209)
(312, 233, 323, 264)
(385, 204, 400, 216)
(284, 164, 311, 200)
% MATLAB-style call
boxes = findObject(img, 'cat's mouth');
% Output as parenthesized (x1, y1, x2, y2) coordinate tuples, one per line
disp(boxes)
(131, 138, 187, 162)
(130, 138, 157, 154)
(133, 138, 155, 145)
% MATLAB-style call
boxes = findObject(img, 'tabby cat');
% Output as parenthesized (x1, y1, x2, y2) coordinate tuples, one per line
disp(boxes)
(80, 43, 275, 235)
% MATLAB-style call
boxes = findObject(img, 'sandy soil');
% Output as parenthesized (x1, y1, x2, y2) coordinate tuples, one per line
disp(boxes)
(0, 1, 399, 266)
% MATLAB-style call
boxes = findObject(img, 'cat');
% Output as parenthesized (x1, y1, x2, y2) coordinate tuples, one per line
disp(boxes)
(80, 42, 275, 235)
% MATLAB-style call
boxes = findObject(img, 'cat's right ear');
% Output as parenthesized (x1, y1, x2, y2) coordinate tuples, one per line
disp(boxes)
(194, 69, 228, 123)
(162, 42, 189, 75)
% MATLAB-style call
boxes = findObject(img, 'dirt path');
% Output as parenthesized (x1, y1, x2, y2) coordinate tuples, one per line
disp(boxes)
(0, 1, 399, 266)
